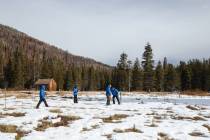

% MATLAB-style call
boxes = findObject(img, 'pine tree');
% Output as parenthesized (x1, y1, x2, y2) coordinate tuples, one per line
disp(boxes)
(189, 59, 202, 90)
(87, 66, 95, 90)
(164, 64, 176, 91)
(207, 59, 210, 91)
(99, 71, 106, 90)
(117, 53, 128, 69)
(55, 59, 65, 90)
(180, 62, 191, 91)
(163, 57, 168, 91)
(13, 47, 26, 89)
(41, 49, 51, 78)
(142, 43, 154, 92)
(4, 58, 14, 88)
(131, 58, 143, 91)
(0, 43, 4, 87)
(116, 52, 129, 91)
(81, 66, 88, 91)
(163, 57, 168, 71)
(201, 59, 210, 91)
(64, 66, 73, 91)
(154, 61, 163, 91)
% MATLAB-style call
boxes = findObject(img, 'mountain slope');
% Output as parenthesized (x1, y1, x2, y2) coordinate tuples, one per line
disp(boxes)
(0, 24, 111, 90)
(0, 24, 111, 69)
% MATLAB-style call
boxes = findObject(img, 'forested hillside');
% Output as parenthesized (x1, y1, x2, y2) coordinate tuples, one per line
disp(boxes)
(0, 24, 112, 90)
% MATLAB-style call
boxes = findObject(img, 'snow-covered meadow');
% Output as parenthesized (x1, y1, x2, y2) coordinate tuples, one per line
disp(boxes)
(0, 92, 210, 140)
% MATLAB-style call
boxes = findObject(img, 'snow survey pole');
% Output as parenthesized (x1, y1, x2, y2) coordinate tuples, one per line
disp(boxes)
(120, 91, 122, 104)
(128, 60, 132, 93)
(3, 81, 8, 110)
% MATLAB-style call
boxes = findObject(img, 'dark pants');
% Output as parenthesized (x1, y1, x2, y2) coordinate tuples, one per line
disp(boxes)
(106, 95, 111, 105)
(74, 95, 78, 103)
(36, 99, 49, 109)
(113, 95, 120, 104)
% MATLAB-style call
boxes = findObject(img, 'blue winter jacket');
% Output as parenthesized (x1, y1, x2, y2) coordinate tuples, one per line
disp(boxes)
(111, 88, 119, 96)
(106, 86, 111, 96)
(39, 85, 46, 100)
(73, 87, 78, 96)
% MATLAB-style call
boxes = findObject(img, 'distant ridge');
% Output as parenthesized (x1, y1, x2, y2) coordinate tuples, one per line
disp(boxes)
(0, 24, 111, 69)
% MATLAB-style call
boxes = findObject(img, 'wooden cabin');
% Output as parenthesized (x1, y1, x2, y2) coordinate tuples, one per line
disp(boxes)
(35, 79, 57, 91)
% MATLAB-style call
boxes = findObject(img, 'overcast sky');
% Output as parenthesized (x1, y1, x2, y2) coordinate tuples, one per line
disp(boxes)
(0, 0, 210, 66)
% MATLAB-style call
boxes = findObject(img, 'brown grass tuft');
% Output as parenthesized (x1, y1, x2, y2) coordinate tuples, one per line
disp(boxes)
(189, 132, 206, 137)
(171, 115, 206, 121)
(35, 115, 81, 131)
(186, 105, 199, 110)
(158, 132, 174, 140)
(0, 124, 17, 133)
(102, 114, 128, 123)
(102, 134, 113, 140)
(203, 124, 210, 132)
(0, 112, 26, 117)
(181, 91, 210, 96)
(113, 125, 143, 133)
(49, 109, 63, 114)
(0, 124, 30, 140)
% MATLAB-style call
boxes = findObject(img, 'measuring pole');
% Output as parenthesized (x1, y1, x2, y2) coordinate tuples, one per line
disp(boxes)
(4, 88, 6, 109)
(120, 91, 122, 104)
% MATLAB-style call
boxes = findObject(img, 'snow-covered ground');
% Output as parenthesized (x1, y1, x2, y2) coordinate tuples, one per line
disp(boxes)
(0, 93, 210, 140)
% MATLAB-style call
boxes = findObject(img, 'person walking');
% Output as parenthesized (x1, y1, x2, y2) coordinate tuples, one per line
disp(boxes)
(73, 85, 78, 103)
(111, 87, 120, 105)
(36, 85, 49, 109)
(106, 84, 112, 105)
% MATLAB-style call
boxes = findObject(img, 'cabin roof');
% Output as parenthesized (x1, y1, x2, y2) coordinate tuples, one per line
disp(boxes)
(35, 79, 55, 85)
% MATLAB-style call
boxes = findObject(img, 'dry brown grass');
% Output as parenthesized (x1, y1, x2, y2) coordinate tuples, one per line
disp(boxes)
(35, 115, 81, 131)
(158, 132, 174, 140)
(203, 124, 210, 132)
(186, 105, 199, 110)
(113, 125, 143, 133)
(0, 112, 26, 117)
(15, 129, 31, 140)
(146, 112, 158, 116)
(201, 114, 210, 118)
(181, 90, 210, 96)
(193, 116, 207, 121)
(171, 115, 207, 121)
(91, 124, 100, 129)
(0, 124, 17, 133)
(80, 124, 100, 132)
(16, 94, 31, 99)
(81, 127, 92, 132)
(0, 124, 30, 140)
(113, 128, 124, 133)
(102, 114, 129, 123)
(145, 123, 158, 127)
(49, 109, 63, 114)
(102, 134, 113, 140)
(35, 120, 53, 131)
(189, 132, 206, 137)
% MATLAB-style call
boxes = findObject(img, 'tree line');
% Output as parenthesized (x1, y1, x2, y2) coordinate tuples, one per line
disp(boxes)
(112, 43, 210, 92)
(1, 40, 210, 91)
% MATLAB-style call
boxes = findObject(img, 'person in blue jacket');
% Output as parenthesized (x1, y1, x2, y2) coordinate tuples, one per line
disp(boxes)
(106, 84, 112, 105)
(111, 87, 120, 105)
(73, 85, 79, 103)
(36, 85, 49, 109)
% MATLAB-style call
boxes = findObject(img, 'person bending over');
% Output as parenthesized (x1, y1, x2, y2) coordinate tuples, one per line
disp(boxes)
(111, 87, 120, 105)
